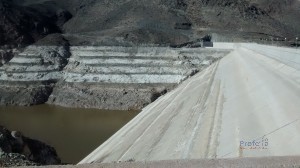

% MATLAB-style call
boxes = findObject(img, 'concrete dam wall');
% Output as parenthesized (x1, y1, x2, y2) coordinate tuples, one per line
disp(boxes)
(0, 45, 230, 110)
(79, 43, 300, 164)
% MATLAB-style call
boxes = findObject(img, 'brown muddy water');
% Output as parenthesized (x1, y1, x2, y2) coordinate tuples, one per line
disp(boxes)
(0, 105, 139, 164)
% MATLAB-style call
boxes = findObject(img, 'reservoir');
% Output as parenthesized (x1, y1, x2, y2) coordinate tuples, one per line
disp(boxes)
(0, 105, 139, 164)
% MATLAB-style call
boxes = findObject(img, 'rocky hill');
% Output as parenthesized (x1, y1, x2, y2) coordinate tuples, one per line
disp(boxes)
(61, 0, 300, 44)
(0, 0, 299, 46)
(255, 0, 300, 36)
(0, 0, 71, 47)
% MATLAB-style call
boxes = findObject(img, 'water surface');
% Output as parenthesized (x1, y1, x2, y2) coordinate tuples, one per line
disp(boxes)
(0, 105, 139, 163)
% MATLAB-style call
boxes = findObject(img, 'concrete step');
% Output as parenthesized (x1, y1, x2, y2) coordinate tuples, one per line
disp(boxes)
(15, 54, 41, 58)
(63, 73, 185, 83)
(18, 53, 40, 57)
(70, 46, 171, 52)
(0, 71, 61, 81)
(9, 57, 42, 64)
(86, 63, 187, 68)
(7, 62, 52, 66)
(3, 65, 59, 72)
(64, 71, 186, 76)
(4, 69, 58, 73)
(78, 55, 178, 60)
(72, 51, 176, 58)
(72, 46, 228, 55)
(72, 50, 226, 59)
(70, 46, 177, 57)
(79, 59, 202, 66)
(69, 66, 192, 74)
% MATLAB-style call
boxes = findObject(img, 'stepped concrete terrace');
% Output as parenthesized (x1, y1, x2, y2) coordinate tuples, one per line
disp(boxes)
(0, 45, 69, 106)
(49, 46, 231, 110)
(0, 45, 231, 109)
(0, 46, 66, 81)
(63, 46, 221, 83)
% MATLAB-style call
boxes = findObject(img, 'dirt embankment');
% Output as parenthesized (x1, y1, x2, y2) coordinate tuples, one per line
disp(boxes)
(48, 83, 174, 110)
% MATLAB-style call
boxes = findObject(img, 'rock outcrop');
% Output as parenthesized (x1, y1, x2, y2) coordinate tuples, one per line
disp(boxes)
(0, 0, 71, 47)
(0, 126, 61, 167)
(0, 49, 14, 66)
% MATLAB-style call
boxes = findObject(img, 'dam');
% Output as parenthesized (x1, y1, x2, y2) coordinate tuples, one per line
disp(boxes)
(1, 43, 300, 167)
(78, 43, 300, 164)
(0, 43, 230, 163)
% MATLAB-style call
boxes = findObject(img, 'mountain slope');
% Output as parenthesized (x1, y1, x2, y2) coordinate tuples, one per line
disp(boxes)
(61, 0, 191, 45)
(186, 0, 299, 40)
(61, 0, 300, 44)
(253, 0, 300, 36)
(0, 0, 71, 47)
(0, 0, 299, 46)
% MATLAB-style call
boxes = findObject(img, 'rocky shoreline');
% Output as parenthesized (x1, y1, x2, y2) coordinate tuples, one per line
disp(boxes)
(0, 126, 61, 167)
(0, 81, 54, 106)
(48, 82, 174, 110)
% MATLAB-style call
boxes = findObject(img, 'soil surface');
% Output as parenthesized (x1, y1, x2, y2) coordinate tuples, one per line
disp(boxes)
(48, 83, 174, 110)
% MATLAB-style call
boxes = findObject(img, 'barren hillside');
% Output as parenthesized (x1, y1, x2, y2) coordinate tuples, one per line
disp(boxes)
(0, 0, 300, 46)
(61, 0, 300, 44)
(0, 0, 71, 47)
